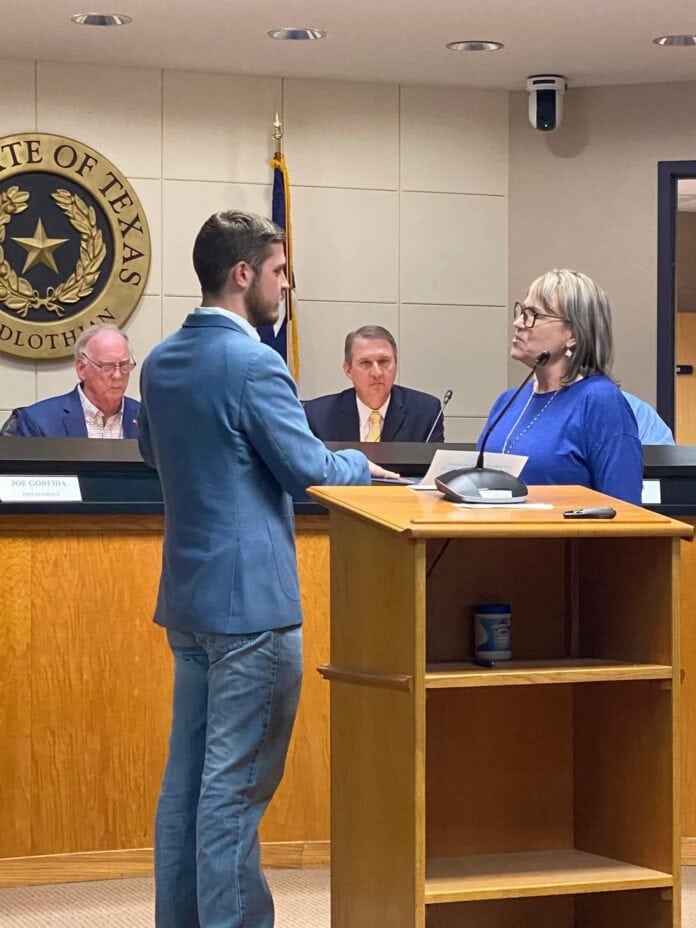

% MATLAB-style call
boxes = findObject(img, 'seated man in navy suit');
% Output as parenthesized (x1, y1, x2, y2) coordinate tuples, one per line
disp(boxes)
(11, 324, 140, 438)
(303, 325, 445, 442)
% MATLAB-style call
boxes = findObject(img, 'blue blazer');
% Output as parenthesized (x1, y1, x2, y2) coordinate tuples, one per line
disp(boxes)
(15, 386, 140, 438)
(303, 384, 444, 443)
(138, 312, 370, 635)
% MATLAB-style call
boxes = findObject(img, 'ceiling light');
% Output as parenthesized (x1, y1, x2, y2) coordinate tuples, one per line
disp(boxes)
(653, 35, 696, 46)
(268, 28, 326, 41)
(70, 13, 133, 26)
(446, 40, 504, 52)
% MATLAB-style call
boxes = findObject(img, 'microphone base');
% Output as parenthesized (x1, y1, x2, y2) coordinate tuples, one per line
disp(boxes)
(435, 467, 528, 504)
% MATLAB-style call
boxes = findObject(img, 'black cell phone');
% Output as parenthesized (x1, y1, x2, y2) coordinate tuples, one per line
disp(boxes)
(562, 507, 617, 520)
(371, 476, 417, 485)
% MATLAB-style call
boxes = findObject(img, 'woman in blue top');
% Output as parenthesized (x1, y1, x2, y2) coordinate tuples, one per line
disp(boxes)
(478, 269, 642, 504)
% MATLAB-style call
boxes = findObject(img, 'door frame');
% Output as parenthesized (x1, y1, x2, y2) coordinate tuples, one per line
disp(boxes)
(657, 160, 696, 430)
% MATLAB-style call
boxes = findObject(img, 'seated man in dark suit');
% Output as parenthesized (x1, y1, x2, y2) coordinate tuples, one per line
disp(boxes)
(12, 324, 140, 438)
(303, 325, 444, 442)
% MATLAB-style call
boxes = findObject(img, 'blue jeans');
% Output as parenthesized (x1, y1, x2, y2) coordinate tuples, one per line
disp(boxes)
(154, 625, 303, 928)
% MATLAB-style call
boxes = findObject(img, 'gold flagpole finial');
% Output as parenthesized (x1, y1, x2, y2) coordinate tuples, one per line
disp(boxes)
(273, 113, 283, 158)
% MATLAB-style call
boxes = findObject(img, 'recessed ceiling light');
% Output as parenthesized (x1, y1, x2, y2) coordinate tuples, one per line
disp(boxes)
(446, 40, 504, 52)
(70, 12, 133, 26)
(653, 34, 696, 46)
(268, 28, 326, 41)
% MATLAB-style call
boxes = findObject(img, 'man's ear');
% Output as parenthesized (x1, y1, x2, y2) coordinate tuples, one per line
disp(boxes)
(342, 361, 353, 382)
(228, 261, 253, 289)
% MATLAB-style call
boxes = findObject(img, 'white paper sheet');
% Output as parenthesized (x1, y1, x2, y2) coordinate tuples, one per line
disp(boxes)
(411, 449, 527, 491)
(453, 502, 554, 510)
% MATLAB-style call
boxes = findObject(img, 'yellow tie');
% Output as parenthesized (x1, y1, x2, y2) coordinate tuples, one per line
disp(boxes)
(365, 409, 382, 442)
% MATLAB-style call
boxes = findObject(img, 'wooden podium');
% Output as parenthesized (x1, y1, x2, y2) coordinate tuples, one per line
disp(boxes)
(309, 484, 692, 928)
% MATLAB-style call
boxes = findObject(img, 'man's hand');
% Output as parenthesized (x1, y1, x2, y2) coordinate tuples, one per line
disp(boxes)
(368, 461, 401, 480)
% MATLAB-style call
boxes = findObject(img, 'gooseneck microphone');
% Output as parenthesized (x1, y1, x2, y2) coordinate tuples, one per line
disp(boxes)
(435, 351, 550, 504)
(476, 351, 550, 468)
(424, 388, 453, 443)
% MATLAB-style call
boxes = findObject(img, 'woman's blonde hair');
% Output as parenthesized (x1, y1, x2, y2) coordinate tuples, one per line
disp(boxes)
(527, 268, 614, 384)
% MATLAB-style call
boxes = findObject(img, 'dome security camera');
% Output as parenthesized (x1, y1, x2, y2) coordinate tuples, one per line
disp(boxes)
(526, 75, 567, 131)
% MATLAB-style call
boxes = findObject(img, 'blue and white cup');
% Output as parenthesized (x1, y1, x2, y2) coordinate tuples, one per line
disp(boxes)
(473, 603, 511, 661)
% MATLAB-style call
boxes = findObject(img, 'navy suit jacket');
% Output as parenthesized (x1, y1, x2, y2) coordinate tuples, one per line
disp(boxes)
(15, 386, 140, 438)
(138, 312, 370, 635)
(303, 384, 444, 443)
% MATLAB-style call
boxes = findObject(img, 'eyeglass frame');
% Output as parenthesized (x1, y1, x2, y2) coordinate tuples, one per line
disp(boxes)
(513, 301, 567, 329)
(79, 353, 137, 375)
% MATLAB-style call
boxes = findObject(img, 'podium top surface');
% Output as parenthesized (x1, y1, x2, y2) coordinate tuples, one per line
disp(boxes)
(307, 484, 694, 539)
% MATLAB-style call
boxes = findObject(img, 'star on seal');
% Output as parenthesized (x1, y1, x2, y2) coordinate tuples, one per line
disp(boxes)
(12, 218, 68, 273)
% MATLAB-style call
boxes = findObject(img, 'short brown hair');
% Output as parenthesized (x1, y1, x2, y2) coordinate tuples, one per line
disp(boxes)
(193, 211, 285, 296)
(344, 325, 398, 365)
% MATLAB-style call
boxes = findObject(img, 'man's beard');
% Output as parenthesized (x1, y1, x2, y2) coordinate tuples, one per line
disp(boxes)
(245, 278, 280, 328)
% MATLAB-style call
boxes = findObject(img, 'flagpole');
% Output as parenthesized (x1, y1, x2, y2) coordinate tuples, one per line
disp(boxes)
(270, 115, 300, 381)
(273, 112, 283, 159)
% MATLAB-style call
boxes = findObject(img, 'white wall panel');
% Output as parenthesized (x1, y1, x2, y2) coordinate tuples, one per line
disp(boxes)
(37, 63, 162, 178)
(293, 186, 398, 303)
(163, 71, 281, 183)
(443, 417, 487, 443)
(0, 59, 35, 131)
(35, 356, 78, 400)
(285, 79, 399, 190)
(401, 192, 507, 306)
(0, 355, 36, 409)
(163, 296, 195, 339)
(401, 85, 508, 195)
(399, 304, 509, 418)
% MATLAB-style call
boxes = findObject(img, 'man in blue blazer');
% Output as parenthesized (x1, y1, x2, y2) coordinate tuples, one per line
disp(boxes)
(139, 211, 391, 928)
(303, 325, 445, 442)
(14, 324, 140, 438)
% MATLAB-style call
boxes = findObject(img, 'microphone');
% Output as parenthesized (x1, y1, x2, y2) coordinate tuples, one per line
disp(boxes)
(435, 351, 550, 504)
(476, 351, 549, 468)
(424, 388, 453, 443)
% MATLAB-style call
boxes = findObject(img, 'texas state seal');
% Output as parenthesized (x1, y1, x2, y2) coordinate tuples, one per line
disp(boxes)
(0, 133, 151, 360)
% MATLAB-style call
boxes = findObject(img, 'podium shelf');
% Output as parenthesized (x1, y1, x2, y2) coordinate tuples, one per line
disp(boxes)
(424, 849, 673, 903)
(425, 658, 673, 688)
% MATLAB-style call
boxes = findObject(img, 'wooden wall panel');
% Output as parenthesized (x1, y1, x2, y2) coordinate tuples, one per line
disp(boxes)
(680, 522, 696, 847)
(261, 524, 331, 843)
(30, 528, 166, 854)
(0, 533, 32, 857)
(0, 513, 331, 876)
(676, 312, 696, 444)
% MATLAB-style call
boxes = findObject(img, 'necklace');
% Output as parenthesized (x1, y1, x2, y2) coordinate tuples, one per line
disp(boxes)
(502, 387, 560, 453)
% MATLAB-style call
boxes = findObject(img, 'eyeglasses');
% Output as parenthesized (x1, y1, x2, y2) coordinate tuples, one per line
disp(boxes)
(513, 302, 565, 329)
(81, 354, 136, 374)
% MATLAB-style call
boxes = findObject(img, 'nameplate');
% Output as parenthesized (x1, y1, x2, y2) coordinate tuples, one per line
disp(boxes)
(641, 479, 661, 506)
(0, 475, 82, 502)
